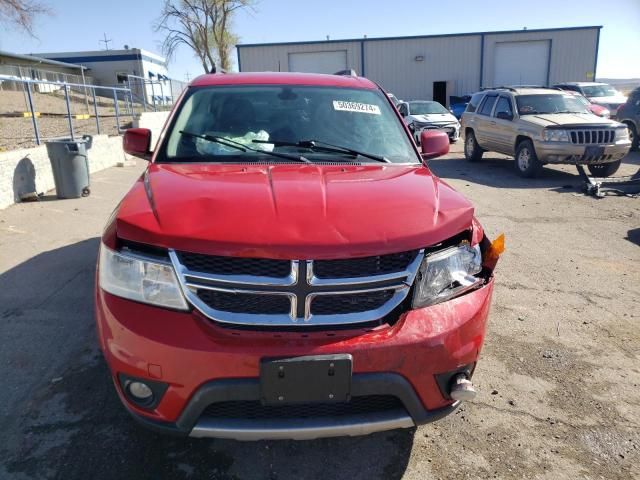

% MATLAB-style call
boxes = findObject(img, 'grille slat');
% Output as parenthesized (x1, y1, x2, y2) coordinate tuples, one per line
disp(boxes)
(311, 290, 396, 315)
(313, 251, 419, 279)
(178, 252, 291, 278)
(202, 395, 405, 420)
(196, 290, 291, 315)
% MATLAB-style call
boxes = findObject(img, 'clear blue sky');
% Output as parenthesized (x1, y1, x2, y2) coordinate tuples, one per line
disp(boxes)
(0, 0, 638, 81)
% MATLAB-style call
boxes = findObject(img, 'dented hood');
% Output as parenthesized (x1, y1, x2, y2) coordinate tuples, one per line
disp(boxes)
(115, 163, 475, 259)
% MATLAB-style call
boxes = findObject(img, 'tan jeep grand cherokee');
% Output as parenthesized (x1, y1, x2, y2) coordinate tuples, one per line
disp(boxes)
(460, 87, 631, 177)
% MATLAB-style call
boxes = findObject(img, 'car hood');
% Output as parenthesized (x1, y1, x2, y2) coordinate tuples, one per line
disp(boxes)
(115, 163, 475, 259)
(410, 113, 458, 124)
(588, 95, 627, 106)
(521, 113, 619, 128)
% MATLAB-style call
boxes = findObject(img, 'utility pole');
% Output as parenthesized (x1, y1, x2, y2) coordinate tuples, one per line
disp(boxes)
(184, 72, 192, 82)
(99, 33, 112, 50)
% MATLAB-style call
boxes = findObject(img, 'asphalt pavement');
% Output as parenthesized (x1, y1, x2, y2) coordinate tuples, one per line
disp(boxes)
(1, 145, 639, 479)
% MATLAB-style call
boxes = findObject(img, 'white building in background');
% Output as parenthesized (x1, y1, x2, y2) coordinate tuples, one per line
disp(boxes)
(236, 26, 602, 106)
(33, 48, 174, 106)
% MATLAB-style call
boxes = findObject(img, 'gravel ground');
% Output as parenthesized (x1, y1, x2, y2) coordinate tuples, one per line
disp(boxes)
(0, 145, 639, 479)
(0, 90, 144, 150)
(0, 116, 131, 150)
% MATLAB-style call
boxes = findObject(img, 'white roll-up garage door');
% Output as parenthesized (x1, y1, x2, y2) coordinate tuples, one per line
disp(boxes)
(493, 40, 550, 87)
(288, 51, 347, 74)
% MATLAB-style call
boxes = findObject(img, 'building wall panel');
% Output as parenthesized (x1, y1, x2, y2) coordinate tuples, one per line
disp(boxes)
(238, 27, 600, 100)
(239, 42, 362, 74)
(363, 36, 482, 99)
(482, 28, 598, 86)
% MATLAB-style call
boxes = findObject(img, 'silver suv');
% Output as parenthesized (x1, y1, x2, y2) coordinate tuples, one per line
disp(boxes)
(460, 87, 632, 177)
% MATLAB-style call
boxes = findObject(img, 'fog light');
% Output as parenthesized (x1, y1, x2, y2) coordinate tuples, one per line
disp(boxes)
(128, 381, 153, 401)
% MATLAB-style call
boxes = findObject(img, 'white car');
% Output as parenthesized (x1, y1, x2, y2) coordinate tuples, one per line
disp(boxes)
(554, 82, 628, 117)
(397, 100, 460, 143)
(386, 92, 402, 107)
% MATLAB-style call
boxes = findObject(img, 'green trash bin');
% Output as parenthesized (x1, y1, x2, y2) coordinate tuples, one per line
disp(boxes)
(45, 135, 93, 199)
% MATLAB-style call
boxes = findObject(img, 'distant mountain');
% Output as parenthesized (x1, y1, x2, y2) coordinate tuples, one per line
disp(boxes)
(597, 78, 640, 94)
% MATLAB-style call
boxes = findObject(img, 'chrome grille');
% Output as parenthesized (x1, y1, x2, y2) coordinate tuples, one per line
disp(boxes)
(170, 249, 424, 327)
(569, 129, 615, 145)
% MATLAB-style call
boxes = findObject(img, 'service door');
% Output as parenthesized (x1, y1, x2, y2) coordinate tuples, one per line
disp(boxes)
(288, 51, 348, 74)
(493, 40, 550, 87)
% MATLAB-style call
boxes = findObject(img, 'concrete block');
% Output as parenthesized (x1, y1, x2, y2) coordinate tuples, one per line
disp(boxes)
(0, 134, 126, 210)
(133, 111, 170, 151)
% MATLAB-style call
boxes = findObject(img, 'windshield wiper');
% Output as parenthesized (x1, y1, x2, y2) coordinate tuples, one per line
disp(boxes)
(252, 139, 391, 163)
(179, 131, 311, 163)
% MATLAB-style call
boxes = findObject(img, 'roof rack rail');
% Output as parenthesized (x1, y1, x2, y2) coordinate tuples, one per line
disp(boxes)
(334, 69, 358, 77)
(481, 85, 561, 92)
(480, 86, 517, 92)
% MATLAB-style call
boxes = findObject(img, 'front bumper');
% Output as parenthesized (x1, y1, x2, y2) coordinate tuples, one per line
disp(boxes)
(95, 278, 494, 440)
(535, 140, 631, 164)
(414, 125, 460, 143)
(125, 374, 461, 440)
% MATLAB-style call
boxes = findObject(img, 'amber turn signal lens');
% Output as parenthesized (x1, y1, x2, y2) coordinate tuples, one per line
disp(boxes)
(486, 233, 505, 262)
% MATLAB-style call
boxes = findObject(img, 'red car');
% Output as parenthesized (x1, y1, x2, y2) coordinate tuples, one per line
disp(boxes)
(564, 90, 610, 118)
(95, 72, 500, 440)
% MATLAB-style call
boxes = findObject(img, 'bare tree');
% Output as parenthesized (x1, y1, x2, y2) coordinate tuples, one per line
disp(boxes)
(155, 0, 253, 73)
(0, 0, 50, 36)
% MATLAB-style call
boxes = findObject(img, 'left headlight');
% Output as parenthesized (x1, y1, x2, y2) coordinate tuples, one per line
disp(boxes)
(99, 245, 189, 310)
(412, 244, 483, 309)
(616, 126, 630, 141)
(542, 129, 570, 142)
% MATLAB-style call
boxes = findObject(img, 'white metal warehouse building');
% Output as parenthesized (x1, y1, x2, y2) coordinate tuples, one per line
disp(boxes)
(236, 26, 601, 106)
(33, 48, 173, 105)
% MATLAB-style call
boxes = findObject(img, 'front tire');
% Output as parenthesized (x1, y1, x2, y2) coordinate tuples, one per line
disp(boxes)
(464, 131, 483, 162)
(624, 122, 638, 151)
(587, 160, 621, 177)
(515, 140, 542, 178)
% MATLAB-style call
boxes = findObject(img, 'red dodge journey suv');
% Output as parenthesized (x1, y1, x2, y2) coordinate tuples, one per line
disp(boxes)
(95, 72, 500, 440)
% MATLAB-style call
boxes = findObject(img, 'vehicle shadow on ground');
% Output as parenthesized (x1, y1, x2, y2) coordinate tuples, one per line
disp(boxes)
(626, 228, 640, 246)
(430, 150, 640, 192)
(0, 240, 415, 480)
(429, 155, 583, 191)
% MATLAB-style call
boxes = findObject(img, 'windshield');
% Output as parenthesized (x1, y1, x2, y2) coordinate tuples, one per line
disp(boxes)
(515, 94, 589, 115)
(161, 85, 419, 164)
(573, 95, 590, 106)
(581, 84, 618, 97)
(408, 101, 448, 115)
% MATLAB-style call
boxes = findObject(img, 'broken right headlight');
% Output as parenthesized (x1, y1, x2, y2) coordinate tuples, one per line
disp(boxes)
(412, 244, 482, 309)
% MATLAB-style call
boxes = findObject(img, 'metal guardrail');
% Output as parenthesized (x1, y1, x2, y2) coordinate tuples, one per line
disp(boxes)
(0, 75, 134, 146)
(0, 74, 184, 148)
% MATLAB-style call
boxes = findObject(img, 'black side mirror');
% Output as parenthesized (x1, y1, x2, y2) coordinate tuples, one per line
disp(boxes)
(496, 111, 513, 121)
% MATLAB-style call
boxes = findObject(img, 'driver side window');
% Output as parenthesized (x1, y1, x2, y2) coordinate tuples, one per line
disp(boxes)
(494, 96, 513, 118)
